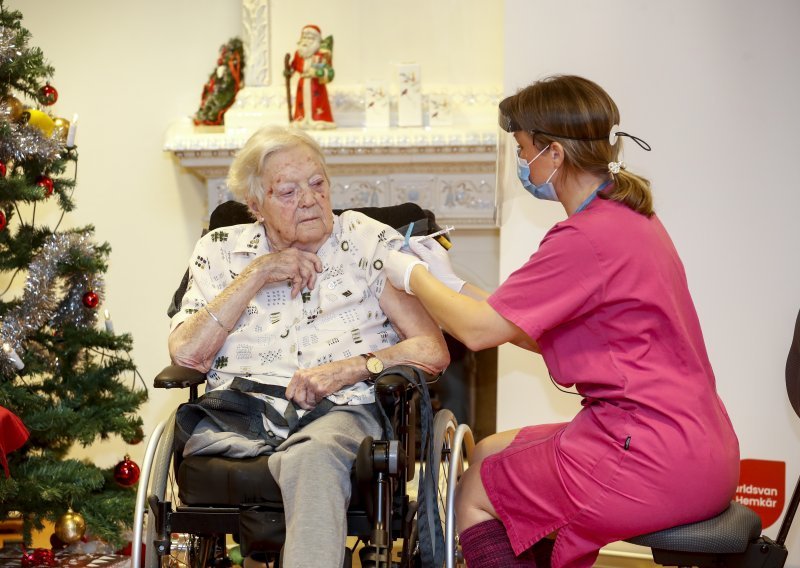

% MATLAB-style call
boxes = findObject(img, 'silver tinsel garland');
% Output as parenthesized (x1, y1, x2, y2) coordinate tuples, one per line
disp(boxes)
(0, 24, 64, 163)
(0, 230, 103, 376)
(1, 121, 63, 164)
(0, 26, 21, 66)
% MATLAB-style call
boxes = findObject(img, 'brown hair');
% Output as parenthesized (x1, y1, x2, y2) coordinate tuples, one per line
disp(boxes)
(499, 75, 653, 216)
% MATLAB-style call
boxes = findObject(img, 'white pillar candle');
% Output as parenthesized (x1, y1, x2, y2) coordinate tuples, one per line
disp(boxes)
(66, 113, 78, 148)
(2, 342, 24, 370)
(104, 309, 114, 333)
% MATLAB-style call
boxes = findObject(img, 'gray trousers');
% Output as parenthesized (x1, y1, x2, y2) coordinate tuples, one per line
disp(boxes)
(267, 403, 383, 568)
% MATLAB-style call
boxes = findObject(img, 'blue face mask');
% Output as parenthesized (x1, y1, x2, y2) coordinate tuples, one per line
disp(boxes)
(516, 145, 559, 201)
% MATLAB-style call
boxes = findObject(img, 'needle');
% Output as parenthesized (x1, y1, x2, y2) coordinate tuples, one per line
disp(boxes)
(416, 225, 455, 242)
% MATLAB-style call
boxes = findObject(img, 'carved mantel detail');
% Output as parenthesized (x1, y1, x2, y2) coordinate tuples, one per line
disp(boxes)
(165, 122, 499, 228)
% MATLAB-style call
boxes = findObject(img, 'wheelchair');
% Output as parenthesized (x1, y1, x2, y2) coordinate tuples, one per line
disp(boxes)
(439, 309, 800, 568)
(131, 201, 472, 567)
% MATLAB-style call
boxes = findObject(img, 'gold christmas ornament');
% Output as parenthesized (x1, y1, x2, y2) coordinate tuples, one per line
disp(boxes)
(0, 95, 24, 122)
(23, 108, 56, 137)
(54, 508, 86, 544)
(52, 117, 70, 143)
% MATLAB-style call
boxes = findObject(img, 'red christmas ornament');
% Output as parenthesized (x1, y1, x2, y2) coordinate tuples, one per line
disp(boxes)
(124, 425, 145, 445)
(21, 548, 56, 567)
(0, 162, 6, 177)
(39, 83, 58, 106)
(82, 291, 99, 308)
(49, 533, 67, 550)
(114, 455, 141, 487)
(0, 211, 6, 232)
(36, 175, 54, 197)
(117, 541, 146, 558)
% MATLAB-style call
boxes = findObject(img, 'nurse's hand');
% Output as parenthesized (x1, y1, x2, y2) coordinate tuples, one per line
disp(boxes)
(385, 250, 428, 294)
(409, 237, 466, 292)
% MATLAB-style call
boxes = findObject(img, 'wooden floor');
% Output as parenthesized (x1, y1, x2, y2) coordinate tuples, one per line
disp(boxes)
(343, 538, 657, 568)
(595, 542, 658, 568)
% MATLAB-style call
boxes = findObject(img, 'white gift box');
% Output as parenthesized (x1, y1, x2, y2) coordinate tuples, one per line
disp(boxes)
(364, 82, 391, 128)
(395, 63, 422, 127)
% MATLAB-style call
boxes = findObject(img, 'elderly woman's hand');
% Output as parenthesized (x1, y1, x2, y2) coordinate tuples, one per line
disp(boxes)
(286, 363, 348, 410)
(247, 248, 323, 298)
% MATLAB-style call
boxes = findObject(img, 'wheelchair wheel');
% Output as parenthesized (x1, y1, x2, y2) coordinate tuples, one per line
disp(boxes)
(132, 411, 173, 568)
(139, 410, 217, 568)
(431, 410, 474, 568)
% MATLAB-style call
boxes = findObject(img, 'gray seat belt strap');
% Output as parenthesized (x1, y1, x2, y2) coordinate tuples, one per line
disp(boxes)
(230, 376, 335, 434)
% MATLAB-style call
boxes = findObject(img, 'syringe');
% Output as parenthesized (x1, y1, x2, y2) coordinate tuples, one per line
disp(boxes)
(416, 225, 455, 242)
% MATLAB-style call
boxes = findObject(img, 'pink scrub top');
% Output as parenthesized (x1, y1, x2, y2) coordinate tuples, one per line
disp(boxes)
(485, 195, 739, 568)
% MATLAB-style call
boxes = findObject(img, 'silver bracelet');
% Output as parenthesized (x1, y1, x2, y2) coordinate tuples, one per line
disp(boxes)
(204, 306, 233, 333)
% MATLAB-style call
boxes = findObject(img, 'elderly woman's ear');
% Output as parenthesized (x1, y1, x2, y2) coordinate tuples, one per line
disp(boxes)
(247, 199, 264, 223)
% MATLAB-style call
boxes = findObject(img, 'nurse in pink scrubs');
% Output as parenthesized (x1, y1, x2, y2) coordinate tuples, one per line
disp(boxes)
(385, 75, 739, 568)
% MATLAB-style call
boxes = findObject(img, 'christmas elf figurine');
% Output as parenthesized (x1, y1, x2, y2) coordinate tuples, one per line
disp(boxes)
(284, 25, 336, 129)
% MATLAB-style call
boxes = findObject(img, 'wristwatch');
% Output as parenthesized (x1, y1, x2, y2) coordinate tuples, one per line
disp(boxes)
(361, 352, 384, 378)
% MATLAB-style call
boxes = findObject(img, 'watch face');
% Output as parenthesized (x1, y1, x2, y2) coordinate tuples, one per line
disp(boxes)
(366, 356, 384, 375)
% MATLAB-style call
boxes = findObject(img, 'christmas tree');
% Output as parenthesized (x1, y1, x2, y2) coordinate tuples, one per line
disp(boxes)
(0, 2, 147, 548)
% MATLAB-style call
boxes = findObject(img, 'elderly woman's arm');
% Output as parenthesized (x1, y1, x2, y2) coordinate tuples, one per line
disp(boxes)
(373, 282, 451, 374)
(286, 283, 450, 410)
(169, 248, 323, 372)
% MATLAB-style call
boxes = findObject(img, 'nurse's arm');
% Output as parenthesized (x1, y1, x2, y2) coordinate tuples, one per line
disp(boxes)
(408, 265, 540, 353)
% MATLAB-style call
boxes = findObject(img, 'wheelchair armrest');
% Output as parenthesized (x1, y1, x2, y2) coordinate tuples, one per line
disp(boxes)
(374, 366, 430, 411)
(153, 364, 206, 389)
(374, 372, 413, 404)
(374, 366, 428, 482)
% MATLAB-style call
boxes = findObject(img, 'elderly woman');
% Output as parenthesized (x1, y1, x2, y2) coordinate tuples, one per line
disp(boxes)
(168, 125, 449, 567)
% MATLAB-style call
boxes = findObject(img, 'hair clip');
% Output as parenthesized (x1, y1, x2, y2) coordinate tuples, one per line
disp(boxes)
(608, 161, 625, 174)
(609, 124, 621, 146)
(608, 125, 652, 151)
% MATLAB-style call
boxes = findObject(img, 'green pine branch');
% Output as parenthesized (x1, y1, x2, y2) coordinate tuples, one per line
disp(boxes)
(0, 3, 54, 100)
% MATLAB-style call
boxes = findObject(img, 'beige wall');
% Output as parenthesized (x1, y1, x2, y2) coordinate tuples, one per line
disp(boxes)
(269, 0, 502, 89)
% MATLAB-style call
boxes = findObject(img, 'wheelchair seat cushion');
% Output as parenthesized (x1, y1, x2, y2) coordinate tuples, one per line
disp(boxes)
(178, 455, 282, 506)
(177, 454, 364, 509)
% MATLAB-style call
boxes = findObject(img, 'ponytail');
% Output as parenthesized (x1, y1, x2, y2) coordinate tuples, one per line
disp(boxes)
(601, 168, 654, 217)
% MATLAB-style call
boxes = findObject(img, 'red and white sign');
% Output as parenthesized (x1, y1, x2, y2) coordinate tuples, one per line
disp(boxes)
(736, 459, 786, 529)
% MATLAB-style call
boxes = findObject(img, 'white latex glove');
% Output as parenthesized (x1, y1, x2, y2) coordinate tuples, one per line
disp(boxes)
(385, 250, 429, 294)
(408, 237, 466, 292)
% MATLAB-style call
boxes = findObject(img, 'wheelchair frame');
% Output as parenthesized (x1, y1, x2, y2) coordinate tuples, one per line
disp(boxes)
(135, 199, 474, 567)
(133, 366, 434, 568)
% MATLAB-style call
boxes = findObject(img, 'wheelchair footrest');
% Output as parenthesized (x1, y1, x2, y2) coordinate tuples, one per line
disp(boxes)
(169, 507, 241, 535)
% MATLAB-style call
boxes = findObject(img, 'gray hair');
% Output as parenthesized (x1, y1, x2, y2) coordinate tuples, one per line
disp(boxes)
(226, 125, 330, 210)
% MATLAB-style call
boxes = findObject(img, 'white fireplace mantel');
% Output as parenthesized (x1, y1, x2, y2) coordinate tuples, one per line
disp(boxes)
(164, 118, 500, 228)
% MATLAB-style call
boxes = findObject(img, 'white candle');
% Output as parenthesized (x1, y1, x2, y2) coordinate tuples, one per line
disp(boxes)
(66, 113, 78, 148)
(2, 342, 24, 371)
(104, 309, 114, 333)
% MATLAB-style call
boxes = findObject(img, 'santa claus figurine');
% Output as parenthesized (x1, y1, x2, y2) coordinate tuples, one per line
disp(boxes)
(284, 25, 336, 129)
